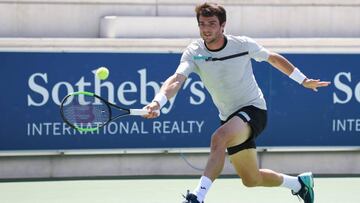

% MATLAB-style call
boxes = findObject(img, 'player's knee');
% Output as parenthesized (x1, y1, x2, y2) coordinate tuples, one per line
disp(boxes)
(241, 176, 262, 187)
(211, 129, 227, 150)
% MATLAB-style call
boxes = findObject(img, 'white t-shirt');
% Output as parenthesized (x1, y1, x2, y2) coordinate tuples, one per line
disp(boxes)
(176, 35, 270, 120)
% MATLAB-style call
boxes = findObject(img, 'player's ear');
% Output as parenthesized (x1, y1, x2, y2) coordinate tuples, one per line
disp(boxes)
(221, 21, 226, 33)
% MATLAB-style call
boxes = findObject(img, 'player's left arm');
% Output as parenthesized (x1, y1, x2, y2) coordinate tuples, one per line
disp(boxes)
(267, 52, 331, 91)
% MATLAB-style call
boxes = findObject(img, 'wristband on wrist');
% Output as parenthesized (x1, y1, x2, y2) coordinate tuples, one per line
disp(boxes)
(289, 68, 307, 84)
(153, 92, 168, 108)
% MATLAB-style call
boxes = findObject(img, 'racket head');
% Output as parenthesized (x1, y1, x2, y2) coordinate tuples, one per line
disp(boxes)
(60, 91, 112, 132)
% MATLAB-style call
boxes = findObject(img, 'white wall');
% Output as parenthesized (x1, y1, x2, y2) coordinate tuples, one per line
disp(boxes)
(0, 1, 156, 37)
(0, 0, 359, 38)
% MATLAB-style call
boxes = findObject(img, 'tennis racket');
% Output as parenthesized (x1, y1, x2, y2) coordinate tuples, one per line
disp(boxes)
(60, 91, 157, 132)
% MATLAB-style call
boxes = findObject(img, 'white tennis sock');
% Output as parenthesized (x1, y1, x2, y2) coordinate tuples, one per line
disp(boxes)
(193, 176, 212, 202)
(280, 174, 301, 193)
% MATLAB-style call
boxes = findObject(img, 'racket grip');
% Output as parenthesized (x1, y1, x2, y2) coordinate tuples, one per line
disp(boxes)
(130, 109, 160, 116)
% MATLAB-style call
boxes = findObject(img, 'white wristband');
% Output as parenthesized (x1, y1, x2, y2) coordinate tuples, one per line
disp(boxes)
(289, 68, 307, 84)
(153, 92, 168, 108)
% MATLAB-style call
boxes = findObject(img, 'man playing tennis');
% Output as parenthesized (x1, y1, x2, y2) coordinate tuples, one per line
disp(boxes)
(144, 2, 330, 203)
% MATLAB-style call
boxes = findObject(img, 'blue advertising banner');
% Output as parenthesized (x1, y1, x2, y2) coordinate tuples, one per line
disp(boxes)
(0, 52, 359, 150)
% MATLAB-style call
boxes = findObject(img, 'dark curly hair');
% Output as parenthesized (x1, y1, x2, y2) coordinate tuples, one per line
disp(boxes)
(195, 2, 226, 25)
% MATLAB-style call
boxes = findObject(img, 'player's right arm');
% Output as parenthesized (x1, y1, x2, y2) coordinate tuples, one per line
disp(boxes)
(143, 73, 187, 119)
(144, 44, 196, 118)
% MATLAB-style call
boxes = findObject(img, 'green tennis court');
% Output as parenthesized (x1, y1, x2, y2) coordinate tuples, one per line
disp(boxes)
(0, 177, 359, 203)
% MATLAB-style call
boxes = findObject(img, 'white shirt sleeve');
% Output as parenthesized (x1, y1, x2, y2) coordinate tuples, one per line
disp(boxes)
(245, 37, 270, 62)
(175, 49, 196, 77)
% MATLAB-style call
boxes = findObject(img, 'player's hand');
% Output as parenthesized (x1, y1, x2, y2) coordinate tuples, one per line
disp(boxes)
(143, 101, 161, 119)
(302, 78, 331, 92)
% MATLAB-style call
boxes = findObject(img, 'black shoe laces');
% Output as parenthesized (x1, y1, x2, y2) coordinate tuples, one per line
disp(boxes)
(181, 190, 191, 202)
(293, 186, 308, 202)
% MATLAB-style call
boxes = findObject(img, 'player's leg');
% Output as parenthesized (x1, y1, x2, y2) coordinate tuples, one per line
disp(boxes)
(229, 147, 283, 187)
(183, 115, 252, 203)
(226, 108, 314, 203)
(182, 106, 314, 203)
(202, 117, 249, 180)
(223, 115, 284, 187)
(230, 148, 314, 203)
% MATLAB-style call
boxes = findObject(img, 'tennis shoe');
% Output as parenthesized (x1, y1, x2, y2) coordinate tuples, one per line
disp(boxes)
(182, 190, 203, 203)
(292, 172, 314, 203)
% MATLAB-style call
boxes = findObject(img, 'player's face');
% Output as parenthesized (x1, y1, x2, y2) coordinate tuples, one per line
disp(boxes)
(198, 15, 225, 46)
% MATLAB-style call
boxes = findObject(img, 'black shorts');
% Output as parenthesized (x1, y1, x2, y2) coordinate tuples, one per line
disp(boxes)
(220, 105, 267, 154)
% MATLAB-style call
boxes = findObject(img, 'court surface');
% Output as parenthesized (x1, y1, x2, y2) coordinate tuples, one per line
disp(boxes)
(0, 177, 359, 203)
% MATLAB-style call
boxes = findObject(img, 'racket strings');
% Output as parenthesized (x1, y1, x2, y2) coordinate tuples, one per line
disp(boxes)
(62, 95, 110, 128)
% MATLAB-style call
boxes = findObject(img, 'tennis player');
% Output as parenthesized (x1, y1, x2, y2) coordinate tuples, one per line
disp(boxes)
(144, 2, 330, 203)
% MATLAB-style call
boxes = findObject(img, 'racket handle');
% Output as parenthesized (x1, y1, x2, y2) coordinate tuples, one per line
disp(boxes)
(129, 109, 160, 116)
